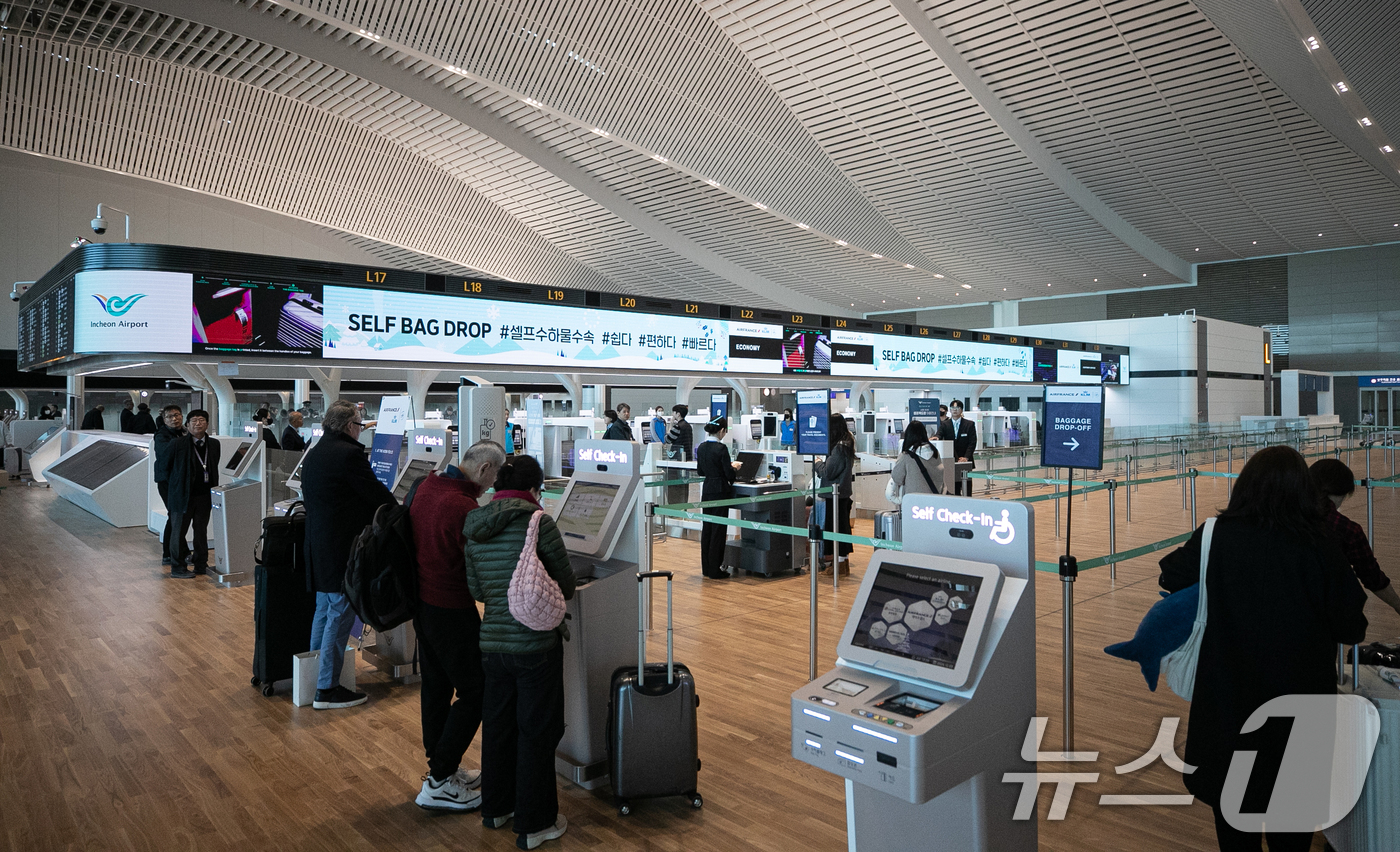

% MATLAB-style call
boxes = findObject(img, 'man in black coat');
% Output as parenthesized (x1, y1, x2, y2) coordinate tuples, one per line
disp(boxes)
(166, 409, 221, 578)
(152, 405, 186, 568)
(937, 400, 977, 495)
(119, 399, 136, 432)
(280, 411, 307, 453)
(300, 399, 395, 710)
(130, 403, 157, 435)
(80, 404, 105, 430)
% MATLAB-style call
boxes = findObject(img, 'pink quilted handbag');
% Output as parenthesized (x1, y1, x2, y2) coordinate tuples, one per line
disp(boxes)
(507, 510, 567, 632)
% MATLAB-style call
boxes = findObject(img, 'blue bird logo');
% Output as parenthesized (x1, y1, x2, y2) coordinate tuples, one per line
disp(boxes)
(92, 294, 147, 316)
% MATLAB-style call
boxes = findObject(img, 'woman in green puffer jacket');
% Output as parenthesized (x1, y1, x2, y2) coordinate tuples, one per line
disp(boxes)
(463, 454, 575, 849)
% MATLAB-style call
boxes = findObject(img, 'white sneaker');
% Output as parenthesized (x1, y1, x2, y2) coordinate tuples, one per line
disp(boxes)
(415, 774, 482, 812)
(452, 767, 483, 790)
(518, 814, 567, 849)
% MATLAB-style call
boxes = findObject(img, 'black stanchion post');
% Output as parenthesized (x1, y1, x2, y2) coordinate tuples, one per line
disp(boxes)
(1365, 478, 1374, 548)
(808, 457, 820, 681)
(1189, 468, 1198, 528)
(1107, 479, 1117, 581)
(1061, 467, 1078, 752)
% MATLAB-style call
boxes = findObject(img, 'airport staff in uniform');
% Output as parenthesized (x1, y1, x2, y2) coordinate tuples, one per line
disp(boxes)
(281, 411, 307, 452)
(301, 399, 394, 710)
(696, 417, 741, 579)
(938, 400, 977, 495)
(153, 405, 186, 570)
(166, 410, 220, 577)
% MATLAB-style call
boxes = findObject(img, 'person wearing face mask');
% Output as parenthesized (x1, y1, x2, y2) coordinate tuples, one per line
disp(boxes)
(937, 400, 977, 495)
(886, 420, 945, 505)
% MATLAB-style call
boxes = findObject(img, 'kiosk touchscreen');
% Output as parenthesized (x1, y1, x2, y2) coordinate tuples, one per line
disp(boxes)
(393, 457, 442, 502)
(792, 496, 1036, 851)
(224, 441, 253, 474)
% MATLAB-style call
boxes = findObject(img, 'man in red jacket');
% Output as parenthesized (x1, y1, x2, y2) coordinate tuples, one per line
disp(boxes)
(411, 439, 507, 813)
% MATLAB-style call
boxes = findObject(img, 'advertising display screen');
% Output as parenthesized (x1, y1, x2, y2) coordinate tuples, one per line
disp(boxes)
(192, 277, 324, 358)
(796, 389, 830, 456)
(840, 331, 1032, 382)
(73, 270, 192, 355)
(783, 326, 832, 375)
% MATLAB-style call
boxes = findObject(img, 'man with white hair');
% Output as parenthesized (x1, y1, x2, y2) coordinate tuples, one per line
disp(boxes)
(410, 439, 507, 812)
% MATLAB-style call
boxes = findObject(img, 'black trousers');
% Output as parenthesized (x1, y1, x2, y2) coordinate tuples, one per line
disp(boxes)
(171, 496, 211, 568)
(700, 506, 728, 577)
(415, 602, 485, 781)
(156, 481, 174, 559)
(480, 643, 565, 835)
(1211, 806, 1313, 852)
(822, 496, 853, 558)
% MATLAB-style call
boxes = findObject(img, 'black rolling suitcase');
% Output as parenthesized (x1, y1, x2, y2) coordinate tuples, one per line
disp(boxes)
(250, 506, 317, 697)
(607, 571, 702, 815)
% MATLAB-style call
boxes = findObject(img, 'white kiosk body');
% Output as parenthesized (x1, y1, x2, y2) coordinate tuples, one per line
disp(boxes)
(552, 439, 645, 789)
(44, 432, 153, 527)
(210, 438, 266, 588)
(791, 495, 1036, 851)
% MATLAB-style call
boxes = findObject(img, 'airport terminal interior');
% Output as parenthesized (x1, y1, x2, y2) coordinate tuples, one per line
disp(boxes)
(3, 1, 1400, 851)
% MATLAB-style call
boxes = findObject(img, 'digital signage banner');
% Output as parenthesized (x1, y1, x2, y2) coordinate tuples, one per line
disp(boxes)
(74, 270, 192, 354)
(192, 277, 323, 359)
(323, 286, 782, 374)
(833, 330, 1033, 382)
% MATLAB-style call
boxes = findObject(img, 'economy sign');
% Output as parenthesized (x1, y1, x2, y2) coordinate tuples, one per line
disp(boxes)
(1041, 384, 1105, 471)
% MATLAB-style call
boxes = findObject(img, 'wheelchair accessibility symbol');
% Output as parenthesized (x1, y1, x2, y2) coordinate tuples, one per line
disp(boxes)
(990, 509, 1015, 545)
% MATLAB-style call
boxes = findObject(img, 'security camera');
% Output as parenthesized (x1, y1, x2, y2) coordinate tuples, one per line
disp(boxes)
(9, 281, 32, 302)
(91, 217, 108, 235)
(7, 291, 18, 303)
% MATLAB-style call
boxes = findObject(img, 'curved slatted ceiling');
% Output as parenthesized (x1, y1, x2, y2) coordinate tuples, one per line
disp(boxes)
(0, 0, 1396, 315)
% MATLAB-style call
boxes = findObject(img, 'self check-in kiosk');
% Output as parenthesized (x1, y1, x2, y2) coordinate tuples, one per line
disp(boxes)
(552, 439, 645, 789)
(792, 495, 1036, 851)
(209, 437, 266, 588)
(45, 432, 153, 527)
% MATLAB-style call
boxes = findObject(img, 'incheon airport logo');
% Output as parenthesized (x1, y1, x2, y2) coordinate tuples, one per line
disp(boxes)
(91, 293, 147, 317)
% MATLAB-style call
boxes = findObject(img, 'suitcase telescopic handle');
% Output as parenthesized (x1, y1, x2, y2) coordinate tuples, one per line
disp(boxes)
(636, 571, 675, 686)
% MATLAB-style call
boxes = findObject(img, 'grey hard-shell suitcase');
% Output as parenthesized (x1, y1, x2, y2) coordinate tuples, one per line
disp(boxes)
(875, 509, 901, 543)
(607, 570, 702, 815)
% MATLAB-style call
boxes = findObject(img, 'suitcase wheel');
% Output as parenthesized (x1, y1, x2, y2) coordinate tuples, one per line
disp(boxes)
(261, 684, 275, 697)
(689, 792, 703, 809)
(618, 801, 631, 817)
(251, 676, 260, 688)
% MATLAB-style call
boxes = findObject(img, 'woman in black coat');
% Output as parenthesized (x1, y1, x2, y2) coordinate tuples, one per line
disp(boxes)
(695, 417, 739, 579)
(1158, 446, 1366, 851)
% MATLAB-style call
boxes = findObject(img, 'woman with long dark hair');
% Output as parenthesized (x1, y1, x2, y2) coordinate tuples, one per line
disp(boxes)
(818, 413, 855, 570)
(886, 419, 944, 504)
(1159, 446, 1366, 852)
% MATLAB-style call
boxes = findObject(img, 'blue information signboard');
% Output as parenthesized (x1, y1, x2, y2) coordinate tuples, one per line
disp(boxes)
(1041, 385, 1105, 471)
(796, 389, 830, 456)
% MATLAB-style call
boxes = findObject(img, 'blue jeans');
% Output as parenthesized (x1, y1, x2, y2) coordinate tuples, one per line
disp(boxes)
(310, 592, 354, 691)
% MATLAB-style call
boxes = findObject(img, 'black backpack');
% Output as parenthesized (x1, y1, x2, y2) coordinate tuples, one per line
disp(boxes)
(342, 477, 425, 632)
(255, 501, 306, 568)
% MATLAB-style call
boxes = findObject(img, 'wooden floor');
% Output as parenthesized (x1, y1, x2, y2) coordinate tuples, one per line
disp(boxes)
(3, 473, 1396, 851)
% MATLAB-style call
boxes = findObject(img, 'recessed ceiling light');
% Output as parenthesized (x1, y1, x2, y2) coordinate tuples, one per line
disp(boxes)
(1360, 117, 1373, 127)
(933, 274, 944, 279)
(705, 179, 719, 187)
(1318, 233, 1323, 236)
(1305, 36, 1320, 50)
(590, 127, 609, 137)
(754, 202, 768, 211)
(1003, 288, 1007, 291)
(445, 65, 470, 76)
(1143, 273, 1147, 277)
(851, 303, 855, 307)
(1336, 81, 1349, 93)
(1253, 241, 1257, 244)
(882, 300, 886, 303)
(904, 264, 915, 269)
(797, 223, 810, 230)
(1093, 278, 1098, 282)
(835, 239, 847, 246)
(1383, 145, 1394, 153)
(871, 253, 882, 258)
(960, 284, 972, 290)
(357, 29, 381, 41)
(522, 97, 544, 108)
(650, 154, 669, 163)
(1047, 284, 1052, 287)
(1194, 248, 1199, 251)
